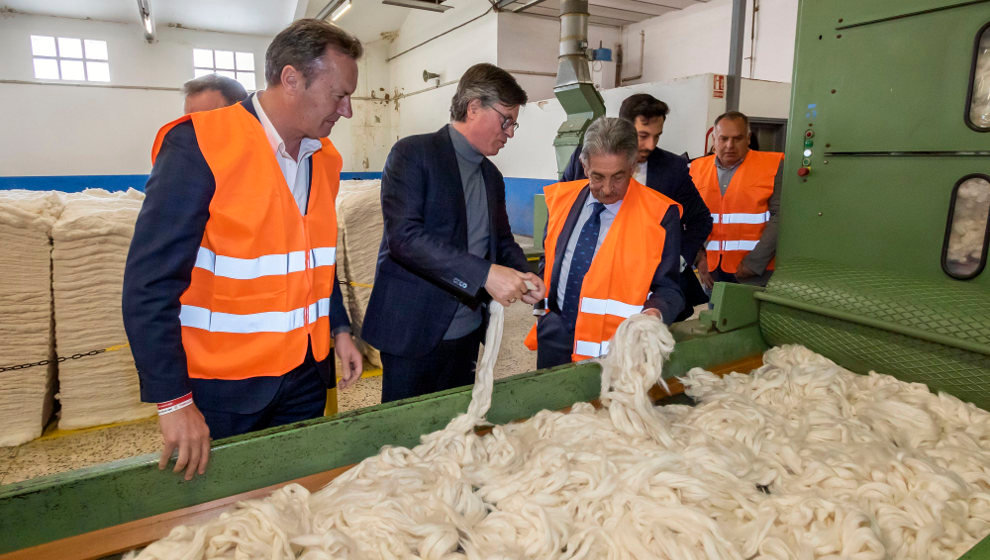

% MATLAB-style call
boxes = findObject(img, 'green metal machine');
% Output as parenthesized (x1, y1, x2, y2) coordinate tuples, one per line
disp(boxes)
(1, 0, 988, 557)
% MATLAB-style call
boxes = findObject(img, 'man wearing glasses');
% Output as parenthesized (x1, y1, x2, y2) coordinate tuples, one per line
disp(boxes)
(363, 63, 546, 402)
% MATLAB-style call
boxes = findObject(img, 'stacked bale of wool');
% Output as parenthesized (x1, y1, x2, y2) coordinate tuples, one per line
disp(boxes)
(0, 190, 64, 446)
(52, 189, 154, 429)
(335, 179, 385, 367)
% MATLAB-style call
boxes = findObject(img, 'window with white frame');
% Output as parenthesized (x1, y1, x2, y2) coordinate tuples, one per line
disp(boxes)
(193, 48, 256, 90)
(31, 35, 110, 82)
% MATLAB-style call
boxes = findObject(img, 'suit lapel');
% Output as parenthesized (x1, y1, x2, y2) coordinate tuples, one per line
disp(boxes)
(549, 185, 590, 311)
(646, 148, 662, 191)
(480, 160, 499, 260)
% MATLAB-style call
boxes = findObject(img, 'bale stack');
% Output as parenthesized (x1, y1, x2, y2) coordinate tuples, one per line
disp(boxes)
(0, 190, 64, 446)
(51, 189, 154, 430)
(335, 179, 384, 367)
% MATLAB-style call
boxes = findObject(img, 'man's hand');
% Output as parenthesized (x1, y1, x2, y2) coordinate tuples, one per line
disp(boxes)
(158, 404, 211, 481)
(335, 332, 363, 390)
(485, 264, 529, 306)
(642, 308, 662, 320)
(520, 273, 546, 305)
(735, 262, 756, 280)
(695, 250, 714, 290)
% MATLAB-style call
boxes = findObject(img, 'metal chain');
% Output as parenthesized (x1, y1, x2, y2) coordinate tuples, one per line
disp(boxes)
(0, 343, 129, 373)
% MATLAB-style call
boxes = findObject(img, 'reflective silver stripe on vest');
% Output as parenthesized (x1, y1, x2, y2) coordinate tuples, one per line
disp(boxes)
(179, 297, 331, 333)
(574, 339, 610, 358)
(580, 297, 642, 319)
(706, 240, 760, 252)
(719, 211, 770, 225)
(194, 246, 336, 280)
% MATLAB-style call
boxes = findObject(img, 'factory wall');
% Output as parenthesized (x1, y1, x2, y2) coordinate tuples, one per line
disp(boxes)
(496, 12, 620, 102)
(618, 0, 798, 86)
(0, 11, 270, 188)
(385, 0, 499, 142)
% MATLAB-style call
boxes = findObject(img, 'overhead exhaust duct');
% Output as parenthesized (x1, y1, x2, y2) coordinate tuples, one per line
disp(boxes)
(552, 0, 606, 179)
(136, 0, 155, 43)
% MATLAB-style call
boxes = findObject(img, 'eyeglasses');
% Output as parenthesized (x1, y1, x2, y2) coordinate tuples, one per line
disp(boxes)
(490, 106, 520, 132)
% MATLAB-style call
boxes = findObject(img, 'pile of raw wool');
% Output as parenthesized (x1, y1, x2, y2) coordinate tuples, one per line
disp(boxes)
(52, 188, 154, 429)
(335, 179, 384, 367)
(134, 312, 990, 559)
(945, 176, 990, 276)
(0, 190, 64, 446)
(970, 31, 990, 128)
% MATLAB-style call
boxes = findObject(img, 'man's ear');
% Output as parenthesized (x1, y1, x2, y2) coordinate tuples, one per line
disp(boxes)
(280, 65, 302, 94)
(466, 98, 484, 121)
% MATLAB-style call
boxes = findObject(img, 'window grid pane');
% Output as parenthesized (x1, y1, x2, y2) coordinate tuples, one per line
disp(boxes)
(60, 59, 86, 81)
(31, 35, 57, 57)
(86, 61, 111, 82)
(58, 37, 83, 59)
(33, 57, 60, 80)
(236, 71, 256, 91)
(193, 48, 214, 69)
(84, 39, 108, 61)
(235, 51, 255, 71)
(216, 70, 236, 79)
(214, 50, 234, 70)
(194, 68, 214, 78)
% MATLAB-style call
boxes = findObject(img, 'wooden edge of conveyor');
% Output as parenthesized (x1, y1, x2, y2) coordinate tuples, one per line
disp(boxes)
(4, 354, 763, 560)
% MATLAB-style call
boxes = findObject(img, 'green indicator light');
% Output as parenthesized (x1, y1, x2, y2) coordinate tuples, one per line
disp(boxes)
(804, 139, 814, 148)
(802, 158, 812, 166)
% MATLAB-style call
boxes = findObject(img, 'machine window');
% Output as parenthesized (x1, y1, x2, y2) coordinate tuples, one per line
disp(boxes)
(968, 24, 990, 130)
(943, 175, 990, 279)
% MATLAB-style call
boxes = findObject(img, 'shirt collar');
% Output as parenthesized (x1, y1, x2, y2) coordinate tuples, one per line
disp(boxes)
(448, 124, 484, 165)
(252, 92, 322, 162)
(715, 152, 747, 171)
(587, 189, 623, 215)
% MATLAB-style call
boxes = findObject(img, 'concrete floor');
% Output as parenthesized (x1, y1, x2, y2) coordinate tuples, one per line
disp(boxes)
(0, 297, 541, 485)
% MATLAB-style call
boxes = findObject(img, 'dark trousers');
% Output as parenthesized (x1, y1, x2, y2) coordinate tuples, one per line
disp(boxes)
(380, 327, 484, 403)
(199, 361, 327, 440)
(535, 311, 576, 370)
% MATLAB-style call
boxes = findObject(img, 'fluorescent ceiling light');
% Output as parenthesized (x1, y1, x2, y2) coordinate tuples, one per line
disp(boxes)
(331, 0, 351, 21)
(143, 16, 153, 34)
(381, 0, 452, 13)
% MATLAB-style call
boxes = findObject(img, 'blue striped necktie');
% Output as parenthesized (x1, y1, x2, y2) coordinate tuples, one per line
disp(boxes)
(561, 202, 606, 326)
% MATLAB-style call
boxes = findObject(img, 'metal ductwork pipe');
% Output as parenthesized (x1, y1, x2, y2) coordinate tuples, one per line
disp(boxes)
(551, 0, 606, 180)
(556, 0, 593, 88)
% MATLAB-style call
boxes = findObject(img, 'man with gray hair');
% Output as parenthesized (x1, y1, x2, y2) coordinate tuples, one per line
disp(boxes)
(182, 74, 248, 114)
(364, 63, 545, 403)
(524, 117, 684, 368)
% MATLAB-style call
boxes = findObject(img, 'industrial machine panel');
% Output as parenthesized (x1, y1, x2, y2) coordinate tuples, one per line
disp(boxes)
(793, 1, 990, 152)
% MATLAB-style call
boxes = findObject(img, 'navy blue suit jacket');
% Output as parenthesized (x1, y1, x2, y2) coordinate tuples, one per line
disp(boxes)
(122, 100, 350, 413)
(362, 125, 529, 357)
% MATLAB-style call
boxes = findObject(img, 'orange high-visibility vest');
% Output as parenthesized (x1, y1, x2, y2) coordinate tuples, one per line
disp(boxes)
(690, 151, 783, 273)
(524, 179, 680, 361)
(150, 104, 340, 381)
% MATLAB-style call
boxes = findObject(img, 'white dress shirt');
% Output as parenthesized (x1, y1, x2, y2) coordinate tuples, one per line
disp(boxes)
(634, 161, 648, 186)
(252, 92, 323, 215)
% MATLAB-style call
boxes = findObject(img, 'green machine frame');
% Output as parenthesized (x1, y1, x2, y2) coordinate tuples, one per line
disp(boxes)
(1, 0, 989, 557)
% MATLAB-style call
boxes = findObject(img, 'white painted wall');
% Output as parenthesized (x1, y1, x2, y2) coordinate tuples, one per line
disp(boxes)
(497, 12, 619, 102)
(0, 12, 271, 176)
(618, 0, 798, 86)
(386, 0, 499, 141)
(332, 38, 393, 173)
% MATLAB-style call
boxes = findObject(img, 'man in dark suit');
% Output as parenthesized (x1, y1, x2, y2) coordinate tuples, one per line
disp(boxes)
(363, 64, 546, 403)
(562, 94, 712, 320)
(529, 117, 684, 369)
